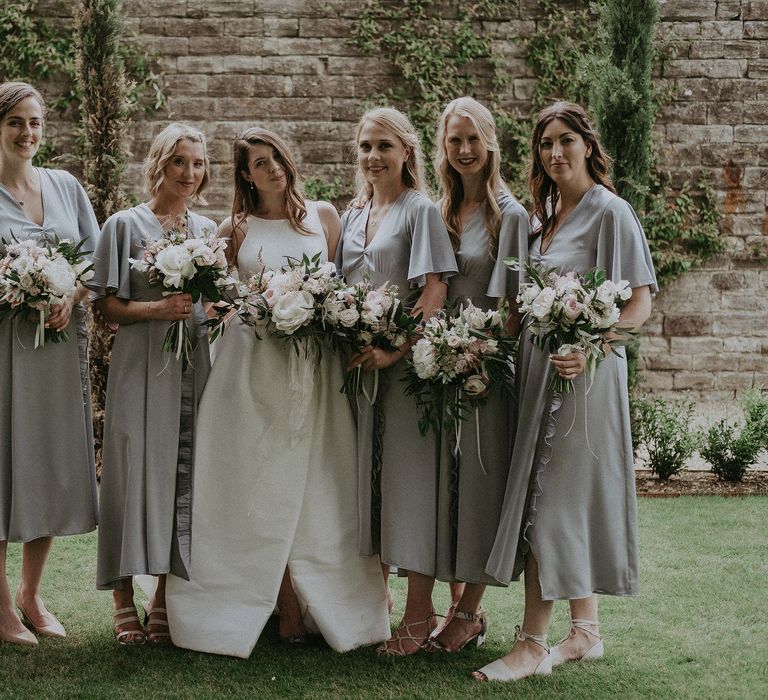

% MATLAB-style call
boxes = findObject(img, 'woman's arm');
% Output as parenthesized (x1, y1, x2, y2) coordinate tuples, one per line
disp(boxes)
(94, 293, 193, 326)
(316, 201, 341, 261)
(350, 273, 448, 372)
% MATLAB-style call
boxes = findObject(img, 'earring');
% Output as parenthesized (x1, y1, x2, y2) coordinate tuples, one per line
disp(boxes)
(249, 182, 255, 190)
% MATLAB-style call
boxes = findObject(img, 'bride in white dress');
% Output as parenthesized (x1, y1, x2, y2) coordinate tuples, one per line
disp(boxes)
(165, 127, 390, 657)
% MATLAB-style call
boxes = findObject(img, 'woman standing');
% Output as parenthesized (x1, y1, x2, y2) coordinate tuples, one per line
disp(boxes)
(91, 123, 215, 645)
(474, 102, 656, 682)
(426, 97, 530, 653)
(339, 107, 457, 656)
(165, 128, 389, 657)
(0, 82, 99, 647)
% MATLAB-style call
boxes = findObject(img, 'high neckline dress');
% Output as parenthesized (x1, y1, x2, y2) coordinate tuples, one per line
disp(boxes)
(485, 185, 658, 599)
(90, 203, 215, 590)
(338, 189, 458, 575)
(165, 202, 390, 657)
(435, 191, 531, 585)
(0, 168, 99, 542)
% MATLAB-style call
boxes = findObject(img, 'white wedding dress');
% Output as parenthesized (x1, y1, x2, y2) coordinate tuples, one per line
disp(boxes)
(165, 203, 390, 657)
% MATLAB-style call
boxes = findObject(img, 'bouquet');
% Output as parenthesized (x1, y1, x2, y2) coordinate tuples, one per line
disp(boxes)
(331, 281, 421, 399)
(0, 235, 94, 348)
(130, 216, 237, 363)
(507, 258, 633, 393)
(232, 251, 348, 360)
(404, 301, 517, 444)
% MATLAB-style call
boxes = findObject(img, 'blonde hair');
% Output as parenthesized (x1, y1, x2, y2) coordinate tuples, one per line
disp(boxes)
(143, 123, 210, 205)
(350, 107, 428, 207)
(226, 127, 311, 266)
(0, 81, 46, 122)
(435, 97, 508, 254)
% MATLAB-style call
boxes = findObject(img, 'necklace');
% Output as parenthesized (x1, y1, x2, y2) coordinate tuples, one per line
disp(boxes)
(368, 201, 395, 228)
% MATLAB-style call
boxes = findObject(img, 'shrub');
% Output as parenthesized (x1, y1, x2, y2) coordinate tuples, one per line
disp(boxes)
(635, 396, 696, 480)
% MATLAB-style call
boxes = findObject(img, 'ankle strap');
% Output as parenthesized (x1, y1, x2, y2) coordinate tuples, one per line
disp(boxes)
(453, 609, 485, 623)
(515, 625, 549, 651)
(571, 618, 600, 637)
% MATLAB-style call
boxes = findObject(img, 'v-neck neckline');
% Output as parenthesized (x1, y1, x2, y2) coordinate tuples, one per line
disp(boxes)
(363, 189, 407, 250)
(0, 167, 46, 228)
(539, 184, 595, 256)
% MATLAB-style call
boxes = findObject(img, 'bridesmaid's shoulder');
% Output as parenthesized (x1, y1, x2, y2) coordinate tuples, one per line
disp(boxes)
(590, 184, 636, 219)
(188, 209, 217, 234)
(402, 189, 439, 220)
(497, 188, 528, 220)
(38, 167, 82, 192)
(102, 203, 145, 230)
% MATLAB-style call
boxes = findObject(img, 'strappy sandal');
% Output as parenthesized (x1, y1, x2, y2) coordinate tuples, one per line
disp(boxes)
(549, 618, 603, 667)
(472, 625, 552, 682)
(375, 615, 436, 657)
(426, 609, 487, 652)
(145, 607, 172, 645)
(113, 607, 146, 646)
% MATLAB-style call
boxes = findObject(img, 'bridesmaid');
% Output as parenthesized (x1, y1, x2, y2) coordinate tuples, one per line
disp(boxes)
(427, 97, 530, 652)
(90, 123, 216, 645)
(474, 101, 656, 682)
(0, 81, 99, 647)
(339, 107, 457, 656)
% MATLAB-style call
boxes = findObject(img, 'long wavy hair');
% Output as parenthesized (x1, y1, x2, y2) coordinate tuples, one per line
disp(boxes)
(350, 107, 429, 208)
(529, 101, 614, 238)
(435, 96, 508, 254)
(143, 123, 210, 205)
(227, 127, 311, 265)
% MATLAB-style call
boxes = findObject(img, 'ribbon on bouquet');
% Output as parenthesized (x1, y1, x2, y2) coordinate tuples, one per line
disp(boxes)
(34, 307, 46, 348)
(562, 369, 599, 460)
(451, 389, 488, 477)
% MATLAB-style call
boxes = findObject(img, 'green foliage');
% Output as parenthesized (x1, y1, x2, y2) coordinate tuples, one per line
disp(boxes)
(350, 0, 507, 185)
(303, 171, 347, 204)
(586, 0, 659, 212)
(525, 0, 598, 110)
(743, 388, 768, 451)
(641, 166, 724, 286)
(635, 395, 696, 480)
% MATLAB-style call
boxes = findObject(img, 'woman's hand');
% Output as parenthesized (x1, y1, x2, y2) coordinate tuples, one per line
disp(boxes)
(150, 293, 194, 321)
(348, 346, 403, 372)
(550, 350, 587, 381)
(46, 296, 74, 331)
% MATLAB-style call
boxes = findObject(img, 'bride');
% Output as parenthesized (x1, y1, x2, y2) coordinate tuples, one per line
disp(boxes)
(165, 127, 390, 657)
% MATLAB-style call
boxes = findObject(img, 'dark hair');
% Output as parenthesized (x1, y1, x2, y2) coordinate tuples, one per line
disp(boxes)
(226, 127, 310, 265)
(529, 101, 615, 238)
(0, 81, 46, 122)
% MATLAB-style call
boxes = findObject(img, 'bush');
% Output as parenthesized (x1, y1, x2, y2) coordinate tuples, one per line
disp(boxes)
(700, 390, 768, 482)
(635, 396, 696, 480)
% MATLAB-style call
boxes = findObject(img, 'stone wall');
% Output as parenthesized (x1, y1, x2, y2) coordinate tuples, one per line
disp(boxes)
(36, 0, 768, 399)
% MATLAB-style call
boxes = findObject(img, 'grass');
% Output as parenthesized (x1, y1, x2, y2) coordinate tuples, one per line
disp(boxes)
(2, 498, 767, 699)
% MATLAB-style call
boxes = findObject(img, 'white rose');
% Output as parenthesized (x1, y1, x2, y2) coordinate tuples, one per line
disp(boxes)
(530, 286, 556, 319)
(190, 244, 217, 266)
(323, 296, 343, 322)
(413, 340, 437, 379)
(616, 280, 632, 301)
(43, 257, 77, 298)
(595, 280, 617, 305)
(154, 245, 196, 289)
(338, 307, 360, 327)
(446, 334, 463, 348)
(73, 258, 95, 282)
(271, 290, 315, 333)
(463, 374, 487, 397)
(519, 284, 541, 308)
(556, 343, 581, 357)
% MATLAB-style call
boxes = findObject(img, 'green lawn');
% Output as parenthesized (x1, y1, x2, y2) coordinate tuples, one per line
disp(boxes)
(2, 498, 767, 699)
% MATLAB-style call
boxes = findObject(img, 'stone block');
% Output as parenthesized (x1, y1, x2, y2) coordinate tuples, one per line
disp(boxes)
(690, 353, 740, 371)
(331, 97, 362, 122)
(724, 41, 761, 59)
(674, 372, 716, 390)
(666, 124, 733, 143)
(166, 74, 208, 95)
(646, 354, 693, 371)
(723, 337, 765, 353)
(222, 56, 263, 73)
(715, 372, 756, 390)
(717, 1, 743, 19)
(689, 40, 724, 59)
(710, 271, 749, 290)
(713, 313, 768, 336)
(223, 18, 264, 36)
(666, 58, 747, 78)
(265, 18, 301, 37)
(739, 355, 767, 371)
(657, 20, 702, 38)
(741, 101, 768, 124)
(207, 74, 255, 97)
(660, 102, 708, 124)
(734, 124, 768, 142)
(718, 78, 760, 101)
(638, 370, 675, 391)
(745, 21, 768, 39)
(700, 20, 745, 39)
(706, 101, 744, 124)
(262, 56, 323, 75)
(660, 1, 716, 20)
(675, 77, 720, 99)
(286, 75, 356, 98)
(327, 56, 393, 75)
(176, 56, 224, 73)
(139, 37, 190, 56)
(186, 0, 254, 17)
(140, 17, 223, 36)
(670, 337, 724, 353)
(298, 18, 350, 38)
(664, 313, 713, 336)
(744, 1, 768, 20)
(748, 59, 768, 78)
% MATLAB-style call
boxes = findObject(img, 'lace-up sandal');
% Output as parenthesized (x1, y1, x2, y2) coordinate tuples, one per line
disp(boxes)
(375, 615, 436, 657)
(113, 607, 145, 646)
(426, 609, 487, 652)
(550, 618, 603, 667)
(472, 625, 552, 682)
(145, 607, 172, 645)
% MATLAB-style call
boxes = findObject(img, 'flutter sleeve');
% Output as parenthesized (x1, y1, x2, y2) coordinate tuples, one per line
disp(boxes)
(88, 211, 134, 300)
(487, 194, 531, 299)
(596, 198, 658, 293)
(406, 194, 458, 288)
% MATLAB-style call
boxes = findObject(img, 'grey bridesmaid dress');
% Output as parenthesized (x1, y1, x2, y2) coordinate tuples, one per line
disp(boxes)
(90, 204, 214, 590)
(435, 190, 530, 585)
(0, 168, 99, 542)
(485, 185, 657, 599)
(339, 189, 457, 575)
